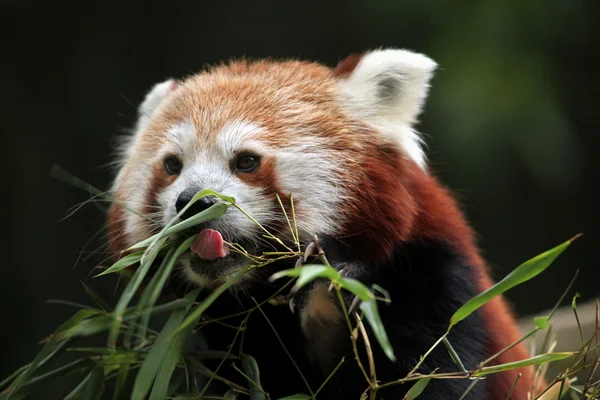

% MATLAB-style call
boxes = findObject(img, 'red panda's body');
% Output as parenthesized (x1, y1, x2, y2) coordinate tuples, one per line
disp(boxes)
(108, 50, 535, 399)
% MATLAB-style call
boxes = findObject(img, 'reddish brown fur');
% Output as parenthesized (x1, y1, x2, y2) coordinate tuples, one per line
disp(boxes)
(146, 163, 177, 212)
(109, 56, 536, 398)
(331, 53, 365, 78)
(236, 155, 280, 195)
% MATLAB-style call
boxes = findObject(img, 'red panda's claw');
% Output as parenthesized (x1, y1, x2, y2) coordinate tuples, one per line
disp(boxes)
(289, 297, 296, 313)
(348, 295, 361, 314)
(295, 257, 304, 269)
(303, 241, 317, 262)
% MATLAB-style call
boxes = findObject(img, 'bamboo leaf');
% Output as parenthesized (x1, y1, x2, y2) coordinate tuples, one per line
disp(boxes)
(9, 358, 93, 399)
(134, 236, 196, 343)
(405, 377, 432, 399)
(107, 236, 167, 348)
(360, 300, 395, 361)
(94, 252, 143, 277)
(471, 352, 574, 376)
(450, 236, 578, 328)
(112, 364, 130, 400)
(59, 298, 194, 340)
(339, 277, 373, 301)
(83, 368, 105, 400)
(63, 368, 96, 400)
(149, 297, 203, 400)
(131, 289, 200, 400)
(4, 309, 98, 399)
(270, 265, 340, 290)
(224, 390, 237, 399)
(80, 280, 111, 311)
(0, 365, 29, 391)
(101, 351, 138, 376)
(242, 354, 265, 400)
(277, 395, 312, 400)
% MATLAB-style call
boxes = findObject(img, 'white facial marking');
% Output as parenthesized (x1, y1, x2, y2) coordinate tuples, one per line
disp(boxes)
(274, 143, 344, 239)
(217, 120, 263, 157)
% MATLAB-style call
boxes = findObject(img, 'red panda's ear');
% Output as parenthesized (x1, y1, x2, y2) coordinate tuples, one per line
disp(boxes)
(136, 79, 179, 134)
(117, 79, 178, 164)
(335, 49, 437, 169)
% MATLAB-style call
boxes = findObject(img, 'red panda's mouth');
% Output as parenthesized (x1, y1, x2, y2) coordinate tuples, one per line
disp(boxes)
(184, 228, 258, 284)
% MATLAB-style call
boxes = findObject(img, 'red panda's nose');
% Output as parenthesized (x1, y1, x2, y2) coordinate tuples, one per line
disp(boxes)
(176, 187, 215, 220)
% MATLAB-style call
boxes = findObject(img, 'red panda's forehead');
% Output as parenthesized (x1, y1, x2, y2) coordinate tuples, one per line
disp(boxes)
(148, 60, 356, 149)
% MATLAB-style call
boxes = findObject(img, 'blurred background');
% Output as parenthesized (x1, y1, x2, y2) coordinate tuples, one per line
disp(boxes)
(1, 0, 598, 396)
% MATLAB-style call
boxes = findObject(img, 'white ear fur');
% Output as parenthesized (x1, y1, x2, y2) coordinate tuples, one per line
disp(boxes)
(115, 79, 177, 168)
(337, 49, 437, 169)
(136, 79, 178, 134)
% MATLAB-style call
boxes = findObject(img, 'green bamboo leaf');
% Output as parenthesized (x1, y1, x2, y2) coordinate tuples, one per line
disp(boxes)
(360, 300, 395, 361)
(242, 354, 265, 400)
(224, 390, 237, 399)
(83, 368, 104, 400)
(5, 309, 98, 399)
(80, 280, 111, 311)
(101, 351, 138, 376)
(405, 377, 432, 399)
(68, 347, 122, 354)
(132, 289, 200, 400)
(339, 277, 373, 301)
(471, 352, 574, 376)
(59, 298, 193, 340)
(277, 395, 312, 400)
(108, 236, 167, 348)
(94, 252, 143, 277)
(113, 364, 130, 400)
(123, 247, 176, 348)
(9, 358, 93, 399)
(64, 368, 96, 400)
(0, 365, 29, 391)
(450, 236, 579, 328)
(150, 304, 202, 399)
(134, 236, 196, 343)
(270, 265, 340, 290)
(371, 284, 391, 303)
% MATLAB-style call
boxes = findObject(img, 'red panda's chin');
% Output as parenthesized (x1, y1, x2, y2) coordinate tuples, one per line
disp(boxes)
(181, 249, 253, 288)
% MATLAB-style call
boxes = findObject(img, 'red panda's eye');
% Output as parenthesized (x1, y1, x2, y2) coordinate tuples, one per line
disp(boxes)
(164, 156, 182, 175)
(235, 154, 259, 172)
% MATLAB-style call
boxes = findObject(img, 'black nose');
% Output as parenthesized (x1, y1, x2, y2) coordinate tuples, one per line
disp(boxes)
(176, 187, 215, 220)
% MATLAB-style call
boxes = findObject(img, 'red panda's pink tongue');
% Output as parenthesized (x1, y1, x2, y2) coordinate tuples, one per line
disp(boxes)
(191, 229, 229, 260)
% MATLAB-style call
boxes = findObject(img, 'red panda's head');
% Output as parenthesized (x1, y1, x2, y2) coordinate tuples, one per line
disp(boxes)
(108, 49, 437, 286)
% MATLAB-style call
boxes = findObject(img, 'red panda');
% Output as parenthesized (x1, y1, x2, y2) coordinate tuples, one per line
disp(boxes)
(108, 49, 535, 399)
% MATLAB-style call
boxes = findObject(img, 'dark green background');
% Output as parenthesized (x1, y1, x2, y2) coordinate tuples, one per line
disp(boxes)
(1, 0, 598, 396)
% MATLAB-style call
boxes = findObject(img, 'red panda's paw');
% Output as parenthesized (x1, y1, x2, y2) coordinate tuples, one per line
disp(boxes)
(290, 234, 370, 316)
(293, 280, 349, 374)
